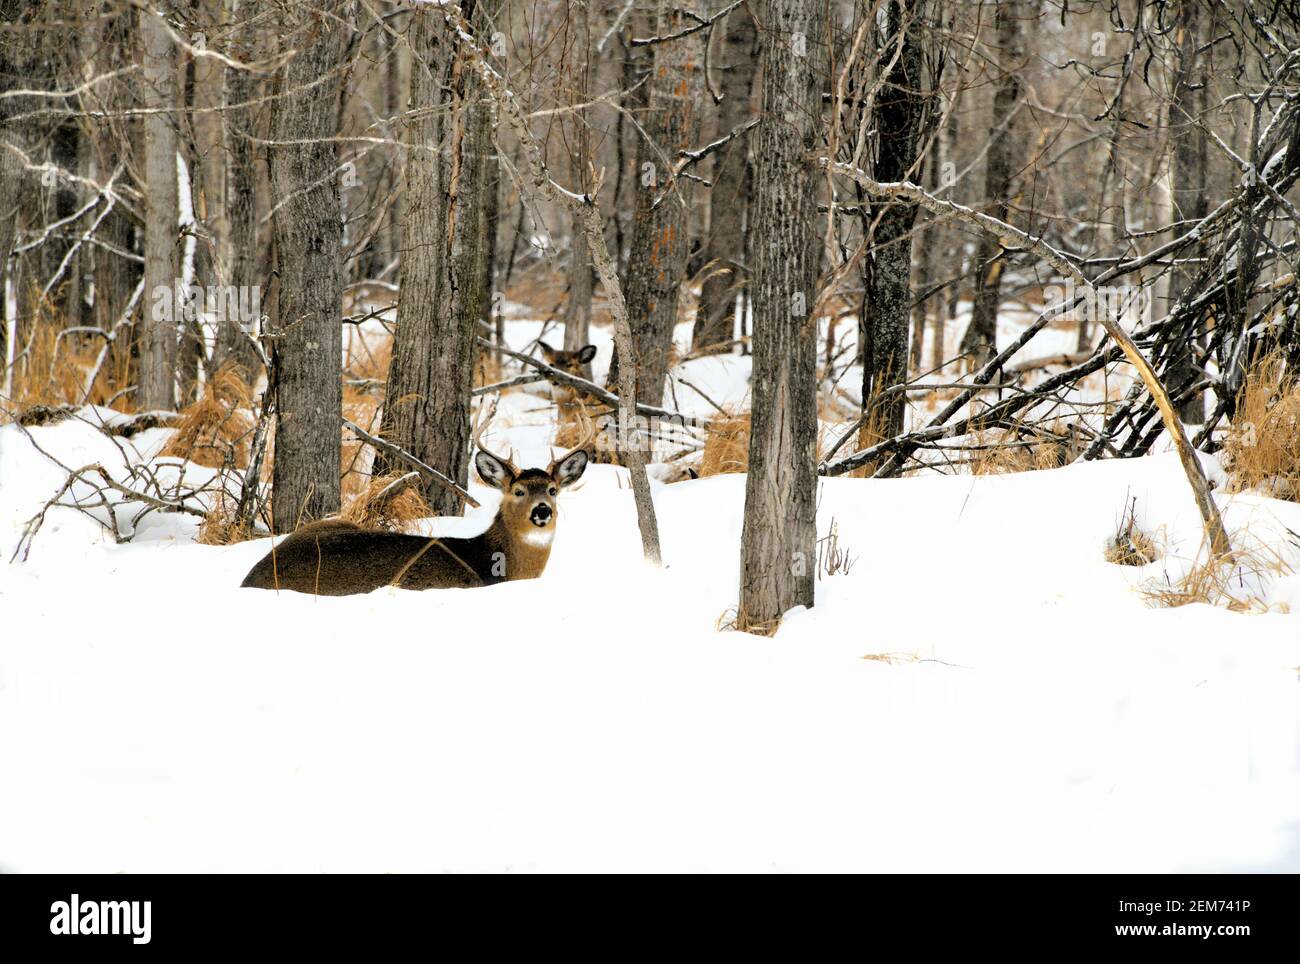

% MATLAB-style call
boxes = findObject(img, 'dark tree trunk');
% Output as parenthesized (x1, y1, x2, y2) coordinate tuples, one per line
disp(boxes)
(139, 3, 179, 410)
(693, 5, 758, 351)
(1169, 0, 1208, 423)
(614, 0, 705, 407)
(959, 0, 1027, 367)
(562, 7, 593, 368)
(87, 11, 138, 380)
(861, 0, 927, 440)
(375, 1, 498, 515)
(0, 0, 32, 373)
(737, 0, 824, 633)
(214, 0, 261, 380)
(266, 2, 350, 531)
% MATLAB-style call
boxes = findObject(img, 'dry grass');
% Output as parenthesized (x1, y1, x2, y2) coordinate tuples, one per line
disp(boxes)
(698, 410, 750, 477)
(1105, 498, 1160, 566)
(340, 472, 430, 530)
(159, 367, 254, 469)
(2, 292, 134, 421)
(196, 506, 258, 546)
(817, 517, 856, 578)
(968, 423, 1084, 475)
(1221, 352, 1300, 501)
(1140, 543, 1291, 613)
(341, 385, 382, 503)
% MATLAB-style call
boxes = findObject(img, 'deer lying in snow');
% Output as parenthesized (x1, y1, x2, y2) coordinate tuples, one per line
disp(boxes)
(240, 421, 591, 596)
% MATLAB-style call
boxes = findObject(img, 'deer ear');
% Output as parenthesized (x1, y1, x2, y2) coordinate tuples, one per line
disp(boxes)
(554, 448, 589, 488)
(475, 451, 512, 489)
(538, 341, 557, 361)
(577, 344, 597, 364)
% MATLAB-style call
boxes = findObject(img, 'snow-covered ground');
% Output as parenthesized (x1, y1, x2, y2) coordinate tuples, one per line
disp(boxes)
(3, 400, 1299, 870)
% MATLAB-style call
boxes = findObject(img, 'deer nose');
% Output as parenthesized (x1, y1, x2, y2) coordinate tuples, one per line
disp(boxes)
(530, 503, 553, 526)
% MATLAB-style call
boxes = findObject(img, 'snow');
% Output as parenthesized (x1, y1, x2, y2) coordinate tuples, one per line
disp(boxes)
(3, 399, 1300, 871)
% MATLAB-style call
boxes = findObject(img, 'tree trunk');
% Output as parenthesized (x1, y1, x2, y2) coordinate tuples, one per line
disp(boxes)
(375, 1, 498, 515)
(1168, 0, 1208, 423)
(862, 0, 927, 441)
(737, 0, 824, 633)
(266, 2, 349, 531)
(935, 91, 963, 371)
(959, 0, 1027, 367)
(615, 0, 705, 407)
(214, 0, 261, 379)
(693, 5, 758, 351)
(139, 4, 179, 410)
(0, 0, 31, 374)
(561, 13, 594, 371)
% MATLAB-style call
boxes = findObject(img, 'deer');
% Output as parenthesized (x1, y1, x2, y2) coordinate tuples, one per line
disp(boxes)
(537, 341, 622, 464)
(240, 417, 591, 596)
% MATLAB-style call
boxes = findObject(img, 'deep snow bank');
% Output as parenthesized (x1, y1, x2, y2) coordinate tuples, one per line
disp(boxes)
(1, 417, 1299, 871)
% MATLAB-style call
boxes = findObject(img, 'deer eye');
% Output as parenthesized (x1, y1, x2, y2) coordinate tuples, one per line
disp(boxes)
(548, 486, 557, 496)
(513, 488, 525, 497)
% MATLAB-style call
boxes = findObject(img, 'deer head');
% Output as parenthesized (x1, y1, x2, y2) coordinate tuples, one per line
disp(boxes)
(539, 341, 597, 377)
(472, 406, 591, 548)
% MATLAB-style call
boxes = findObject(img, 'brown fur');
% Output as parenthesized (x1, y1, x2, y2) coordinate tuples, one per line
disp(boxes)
(240, 451, 588, 596)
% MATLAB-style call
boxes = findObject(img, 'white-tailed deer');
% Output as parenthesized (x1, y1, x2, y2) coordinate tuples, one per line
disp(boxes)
(240, 420, 591, 596)
(538, 341, 620, 463)
(341, 280, 398, 319)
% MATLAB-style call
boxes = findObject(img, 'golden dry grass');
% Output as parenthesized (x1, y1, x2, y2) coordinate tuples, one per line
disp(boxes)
(340, 472, 431, 530)
(1105, 499, 1160, 567)
(1221, 352, 1300, 501)
(1140, 543, 1291, 613)
(2, 292, 134, 420)
(196, 505, 258, 546)
(698, 410, 750, 478)
(968, 423, 1082, 476)
(159, 366, 254, 469)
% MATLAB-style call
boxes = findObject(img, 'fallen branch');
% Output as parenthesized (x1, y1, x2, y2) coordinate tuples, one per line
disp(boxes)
(826, 159, 1231, 556)
(476, 337, 709, 429)
(343, 417, 480, 509)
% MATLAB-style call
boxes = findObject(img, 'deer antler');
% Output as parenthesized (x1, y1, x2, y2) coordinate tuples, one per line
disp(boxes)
(472, 396, 519, 475)
(548, 406, 597, 474)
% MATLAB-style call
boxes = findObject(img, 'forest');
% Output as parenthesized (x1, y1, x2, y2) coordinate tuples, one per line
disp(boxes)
(2, 0, 1299, 874)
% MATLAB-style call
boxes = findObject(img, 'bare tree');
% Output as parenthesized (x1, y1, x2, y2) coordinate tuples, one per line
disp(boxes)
(615, 0, 705, 407)
(1168, 0, 1209, 423)
(861, 0, 929, 440)
(266, 1, 351, 531)
(738, 0, 825, 633)
(213, 0, 261, 379)
(959, 0, 1029, 366)
(562, 6, 594, 372)
(693, 4, 758, 351)
(139, 4, 180, 410)
(374, 1, 498, 514)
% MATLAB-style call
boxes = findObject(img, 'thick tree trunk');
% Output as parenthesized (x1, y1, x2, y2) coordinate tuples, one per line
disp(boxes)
(214, 0, 260, 379)
(693, 6, 758, 351)
(862, 1, 926, 440)
(1169, 0, 1208, 423)
(737, 0, 824, 633)
(375, 2, 498, 515)
(959, 0, 1027, 367)
(139, 4, 179, 410)
(615, 0, 705, 407)
(266, 2, 349, 531)
(88, 12, 138, 382)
